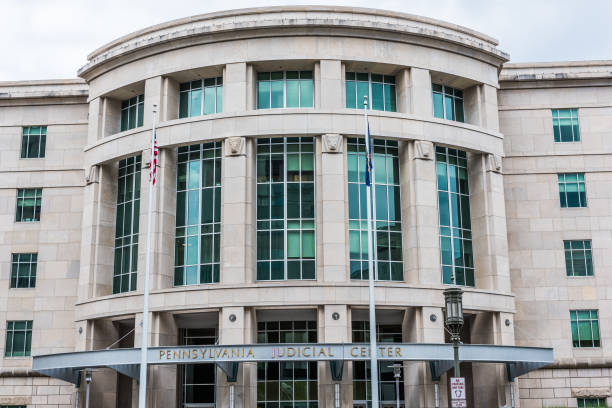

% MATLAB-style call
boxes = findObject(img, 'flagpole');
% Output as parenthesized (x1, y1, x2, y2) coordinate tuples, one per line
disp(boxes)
(363, 96, 380, 407)
(138, 105, 157, 408)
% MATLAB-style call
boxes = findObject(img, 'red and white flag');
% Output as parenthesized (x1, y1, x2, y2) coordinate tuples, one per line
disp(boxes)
(149, 127, 158, 185)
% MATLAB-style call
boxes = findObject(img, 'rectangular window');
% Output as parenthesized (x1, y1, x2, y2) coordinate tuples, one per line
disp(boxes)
(5, 321, 32, 357)
(182, 328, 217, 406)
(178, 77, 223, 118)
(345, 72, 397, 112)
(347, 138, 403, 281)
(558, 173, 587, 208)
(436, 147, 474, 286)
(21, 126, 46, 158)
(352, 321, 404, 405)
(432, 84, 464, 122)
(564, 240, 593, 277)
(553, 108, 580, 142)
(113, 156, 141, 294)
(120, 94, 144, 132)
(10, 253, 37, 289)
(15, 188, 42, 222)
(257, 320, 318, 407)
(256, 137, 315, 280)
(175, 142, 222, 286)
(570, 310, 600, 348)
(577, 398, 607, 408)
(257, 71, 314, 109)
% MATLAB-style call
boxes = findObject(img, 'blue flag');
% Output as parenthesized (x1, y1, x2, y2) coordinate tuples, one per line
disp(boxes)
(364, 122, 373, 186)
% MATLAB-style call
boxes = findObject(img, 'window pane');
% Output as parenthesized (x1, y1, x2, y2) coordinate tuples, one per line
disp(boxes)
(258, 81, 271, 109)
(271, 81, 284, 108)
(299, 79, 313, 108)
(346, 81, 356, 109)
(286, 80, 299, 108)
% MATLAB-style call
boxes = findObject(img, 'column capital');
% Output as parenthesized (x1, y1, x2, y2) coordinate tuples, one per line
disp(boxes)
(414, 140, 434, 160)
(486, 153, 503, 173)
(322, 133, 343, 153)
(224, 136, 246, 156)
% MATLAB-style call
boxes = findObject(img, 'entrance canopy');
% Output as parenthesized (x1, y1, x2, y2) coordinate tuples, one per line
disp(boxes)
(32, 343, 553, 385)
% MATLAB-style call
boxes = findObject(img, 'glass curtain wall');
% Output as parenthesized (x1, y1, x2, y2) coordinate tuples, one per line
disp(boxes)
(347, 138, 402, 281)
(113, 155, 141, 294)
(181, 328, 217, 407)
(257, 320, 318, 407)
(179, 77, 223, 118)
(432, 84, 464, 122)
(120, 95, 144, 131)
(257, 71, 314, 109)
(345, 73, 397, 112)
(352, 321, 404, 406)
(436, 147, 474, 286)
(256, 137, 315, 280)
(175, 143, 222, 285)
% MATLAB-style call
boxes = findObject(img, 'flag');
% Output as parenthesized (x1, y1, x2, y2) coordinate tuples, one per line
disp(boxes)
(150, 127, 158, 185)
(364, 122, 373, 186)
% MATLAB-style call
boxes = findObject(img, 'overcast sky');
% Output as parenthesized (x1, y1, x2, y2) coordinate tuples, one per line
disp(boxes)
(2, 0, 611, 81)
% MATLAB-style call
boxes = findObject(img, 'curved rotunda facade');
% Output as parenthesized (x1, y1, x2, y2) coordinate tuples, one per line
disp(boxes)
(1, 6, 611, 408)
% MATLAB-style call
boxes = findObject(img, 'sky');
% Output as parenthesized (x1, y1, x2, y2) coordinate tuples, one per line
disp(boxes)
(1, 0, 611, 81)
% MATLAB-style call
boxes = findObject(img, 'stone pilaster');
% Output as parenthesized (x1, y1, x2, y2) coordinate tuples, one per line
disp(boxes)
(143, 76, 163, 128)
(404, 307, 446, 408)
(153, 147, 176, 290)
(318, 134, 347, 282)
(78, 163, 117, 299)
(218, 307, 252, 408)
(409, 68, 433, 117)
(318, 60, 343, 109)
(224, 63, 248, 113)
(464, 84, 483, 127)
(319, 305, 351, 407)
(221, 136, 252, 284)
(395, 68, 411, 114)
(161, 77, 179, 122)
(468, 153, 511, 292)
(402, 140, 441, 284)
(481, 84, 500, 132)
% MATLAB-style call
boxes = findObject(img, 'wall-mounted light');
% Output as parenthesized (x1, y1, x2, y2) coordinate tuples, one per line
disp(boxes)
(229, 314, 236, 322)
(430, 314, 437, 322)
(505, 319, 511, 327)
(332, 312, 340, 321)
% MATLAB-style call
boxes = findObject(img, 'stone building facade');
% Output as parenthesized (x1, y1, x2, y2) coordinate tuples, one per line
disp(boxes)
(0, 6, 609, 408)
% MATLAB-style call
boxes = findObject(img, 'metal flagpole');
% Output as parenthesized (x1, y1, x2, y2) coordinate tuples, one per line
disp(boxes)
(138, 106, 157, 408)
(363, 96, 380, 407)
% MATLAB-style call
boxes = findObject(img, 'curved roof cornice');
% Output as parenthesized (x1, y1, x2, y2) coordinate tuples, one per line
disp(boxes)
(78, 6, 509, 79)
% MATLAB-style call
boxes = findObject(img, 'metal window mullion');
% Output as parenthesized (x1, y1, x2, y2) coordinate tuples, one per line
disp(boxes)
(197, 147, 204, 284)
(283, 139, 288, 279)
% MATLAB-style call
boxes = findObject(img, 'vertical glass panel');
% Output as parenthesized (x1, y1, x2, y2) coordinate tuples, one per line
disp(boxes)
(299, 79, 313, 108)
(346, 81, 356, 109)
(190, 89, 202, 117)
(286, 80, 299, 108)
(271, 80, 284, 108)
(433, 92, 444, 118)
(356, 81, 369, 110)
(371, 82, 384, 111)
(258, 81, 271, 109)
(204, 86, 216, 115)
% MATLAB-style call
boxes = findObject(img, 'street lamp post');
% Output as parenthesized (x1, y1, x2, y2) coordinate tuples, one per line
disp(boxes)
(389, 363, 403, 408)
(444, 287, 464, 378)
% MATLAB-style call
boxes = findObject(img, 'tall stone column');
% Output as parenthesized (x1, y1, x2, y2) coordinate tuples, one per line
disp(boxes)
(402, 140, 441, 284)
(137, 146, 164, 291)
(409, 68, 433, 117)
(481, 84, 500, 132)
(319, 305, 351, 407)
(221, 136, 253, 284)
(153, 147, 176, 290)
(468, 153, 511, 292)
(143, 76, 163, 128)
(403, 307, 447, 408)
(224, 63, 248, 113)
(218, 307, 253, 408)
(318, 134, 347, 282)
(317, 60, 343, 109)
(78, 163, 117, 300)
